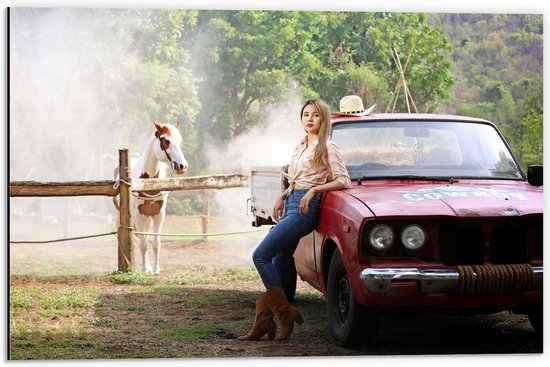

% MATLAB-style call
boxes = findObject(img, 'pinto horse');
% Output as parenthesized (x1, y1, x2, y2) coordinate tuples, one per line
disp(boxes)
(115, 120, 188, 274)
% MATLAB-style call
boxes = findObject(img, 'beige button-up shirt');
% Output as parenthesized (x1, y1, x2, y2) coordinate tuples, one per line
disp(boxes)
(283, 136, 351, 191)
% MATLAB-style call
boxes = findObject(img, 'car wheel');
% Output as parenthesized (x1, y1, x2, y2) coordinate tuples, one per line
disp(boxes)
(527, 302, 543, 334)
(283, 257, 297, 302)
(326, 250, 379, 347)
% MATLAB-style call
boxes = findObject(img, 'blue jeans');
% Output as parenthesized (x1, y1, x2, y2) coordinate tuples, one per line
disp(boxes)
(253, 189, 321, 289)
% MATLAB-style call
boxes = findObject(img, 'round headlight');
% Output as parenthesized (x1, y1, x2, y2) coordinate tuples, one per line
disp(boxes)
(369, 224, 394, 251)
(401, 225, 427, 250)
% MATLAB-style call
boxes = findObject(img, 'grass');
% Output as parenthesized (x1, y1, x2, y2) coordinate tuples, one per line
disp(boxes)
(8, 220, 333, 360)
(8, 265, 292, 360)
(10, 334, 109, 360)
(160, 323, 225, 342)
(9, 208, 545, 358)
(185, 292, 226, 308)
(105, 271, 157, 285)
(10, 286, 100, 309)
(9, 283, 110, 360)
(10, 288, 37, 308)
(102, 266, 261, 287)
(41, 288, 99, 309)
(9, 265, 542, 359)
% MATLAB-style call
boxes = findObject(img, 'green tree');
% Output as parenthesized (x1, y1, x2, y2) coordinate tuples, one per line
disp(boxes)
(10, 8, 202, 179)
(362, 13, 453, 113)
(192, 10, 323, 145)
(519, 110, 543, 167)
(430, 13, 543, 169)
(193, 10, 454, 147)
(305, 12, 453, 112)
(118, 9, 201, 160)
(303, 12, 392, 109)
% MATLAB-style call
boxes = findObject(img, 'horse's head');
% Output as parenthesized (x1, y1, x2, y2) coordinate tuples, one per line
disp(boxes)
(152, 120, 188, 174)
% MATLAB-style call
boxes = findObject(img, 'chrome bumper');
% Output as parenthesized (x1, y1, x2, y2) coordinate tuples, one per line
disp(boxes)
(360, 266, 543, 294)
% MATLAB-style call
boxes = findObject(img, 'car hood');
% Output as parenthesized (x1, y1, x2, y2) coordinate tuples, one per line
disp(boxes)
(348, 181, 543, 218)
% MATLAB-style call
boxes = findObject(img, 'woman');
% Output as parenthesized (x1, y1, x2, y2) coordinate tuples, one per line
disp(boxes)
(238, 99, 351, 341)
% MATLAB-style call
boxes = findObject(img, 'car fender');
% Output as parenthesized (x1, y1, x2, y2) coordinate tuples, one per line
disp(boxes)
(315, 190, 374, 293)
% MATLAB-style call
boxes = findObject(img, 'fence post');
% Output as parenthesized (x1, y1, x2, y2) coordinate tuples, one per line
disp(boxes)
(117, 149, 134, 272)
(202, 190, 209, 241)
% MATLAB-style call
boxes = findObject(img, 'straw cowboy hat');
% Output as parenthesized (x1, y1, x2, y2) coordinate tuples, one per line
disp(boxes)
(333, 95, 376, 116)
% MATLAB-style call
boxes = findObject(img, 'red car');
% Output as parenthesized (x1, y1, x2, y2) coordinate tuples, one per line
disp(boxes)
(250, 113, 543, 347)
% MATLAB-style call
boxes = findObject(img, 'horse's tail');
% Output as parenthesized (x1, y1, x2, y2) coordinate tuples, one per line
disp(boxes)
(113, 165, 120, 211)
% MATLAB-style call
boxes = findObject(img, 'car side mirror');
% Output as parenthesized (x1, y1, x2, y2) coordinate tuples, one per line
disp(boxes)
(527, 165, 543, 186)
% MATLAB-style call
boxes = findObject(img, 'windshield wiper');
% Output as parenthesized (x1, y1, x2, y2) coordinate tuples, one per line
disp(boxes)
(490, 170, 522, 178)
(356, 175, 458, 184)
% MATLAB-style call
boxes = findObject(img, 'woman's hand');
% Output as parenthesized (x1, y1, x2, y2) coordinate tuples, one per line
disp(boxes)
(273, 195, 285, 222)
(299, 188, 317, 214)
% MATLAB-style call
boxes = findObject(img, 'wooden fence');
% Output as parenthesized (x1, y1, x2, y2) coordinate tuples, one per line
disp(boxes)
(10, 149, 249, 272)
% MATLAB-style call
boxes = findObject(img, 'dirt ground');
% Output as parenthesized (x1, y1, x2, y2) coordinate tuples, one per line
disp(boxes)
(9, 227, 544, 361)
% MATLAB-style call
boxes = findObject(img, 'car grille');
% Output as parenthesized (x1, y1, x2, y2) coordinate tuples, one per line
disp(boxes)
(438, 218, 542, 266)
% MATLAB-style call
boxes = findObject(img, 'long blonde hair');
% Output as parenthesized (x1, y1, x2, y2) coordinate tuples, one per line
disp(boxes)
(300, 99, 331, 170)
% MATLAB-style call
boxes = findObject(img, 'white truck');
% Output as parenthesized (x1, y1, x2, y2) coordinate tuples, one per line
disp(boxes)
(249, 165, 288, 227)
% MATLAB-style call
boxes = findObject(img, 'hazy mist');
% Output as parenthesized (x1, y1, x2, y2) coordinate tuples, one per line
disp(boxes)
(9, 8, 304, 244)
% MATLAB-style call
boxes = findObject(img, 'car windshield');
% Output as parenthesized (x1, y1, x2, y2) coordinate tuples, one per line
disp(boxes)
(331, 120, 523, 181)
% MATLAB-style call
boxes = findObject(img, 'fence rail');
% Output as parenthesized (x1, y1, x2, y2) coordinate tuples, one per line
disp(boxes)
(10, 180, 118, 197)
(10, 149, 251, 272)
(10, 175, 249, 197)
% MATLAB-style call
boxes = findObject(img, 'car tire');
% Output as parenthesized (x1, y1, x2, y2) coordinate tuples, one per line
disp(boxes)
(527, 302, 543, 334)
(283, 257, 297, 302)
(326, 250, 379, 347)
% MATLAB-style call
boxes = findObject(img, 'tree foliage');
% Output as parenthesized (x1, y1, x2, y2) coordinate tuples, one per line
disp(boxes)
(340, 12, 454, 112)
(192, 11, 454, 149)
(191, 11, 322, 144)
(429, 13, 543, 168)
(11, 9, 542, 179)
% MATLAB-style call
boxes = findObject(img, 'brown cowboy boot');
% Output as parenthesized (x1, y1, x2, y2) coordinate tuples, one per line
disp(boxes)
(237, 293, 276, 341)
(264, 286, 304, 341)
